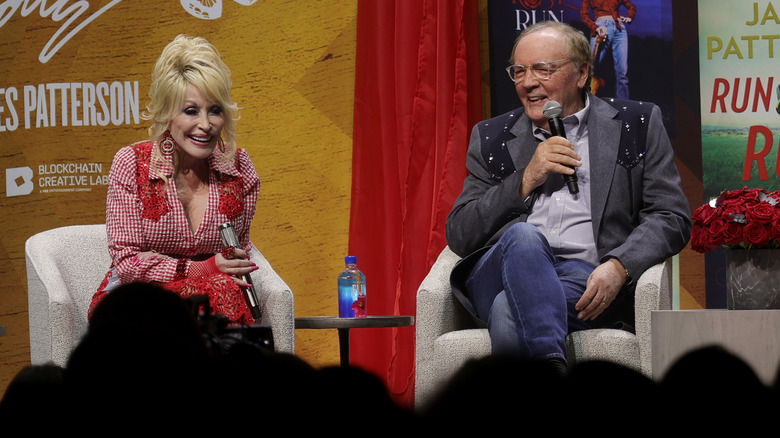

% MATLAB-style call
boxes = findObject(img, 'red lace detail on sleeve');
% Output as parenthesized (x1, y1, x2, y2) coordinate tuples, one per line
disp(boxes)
(218, 173, 243, 220)
(174, 258, 188, 280)
(133, 142, 169, 221)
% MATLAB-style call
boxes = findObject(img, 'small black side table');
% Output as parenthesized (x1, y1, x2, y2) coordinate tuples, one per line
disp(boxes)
(295, 315, 415, 366)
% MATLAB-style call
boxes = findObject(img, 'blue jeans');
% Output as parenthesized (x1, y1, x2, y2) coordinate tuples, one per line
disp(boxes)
(465, 222, 597, 362)
(591, 18, 629, 99)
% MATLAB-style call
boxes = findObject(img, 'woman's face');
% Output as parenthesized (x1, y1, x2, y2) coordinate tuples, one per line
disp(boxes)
(168, 84, 225, 162)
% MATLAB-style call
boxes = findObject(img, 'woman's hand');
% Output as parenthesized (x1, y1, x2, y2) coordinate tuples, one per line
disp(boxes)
(216, 247, 257, 286)
(137, 248, 258, 285)
(134, 251, 160, 263)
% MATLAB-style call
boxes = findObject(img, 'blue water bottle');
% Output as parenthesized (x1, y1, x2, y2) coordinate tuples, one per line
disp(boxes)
(337, 255, 367, 318)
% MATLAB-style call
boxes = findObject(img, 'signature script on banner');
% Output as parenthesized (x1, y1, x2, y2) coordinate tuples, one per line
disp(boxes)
(0, 0, 258, 64)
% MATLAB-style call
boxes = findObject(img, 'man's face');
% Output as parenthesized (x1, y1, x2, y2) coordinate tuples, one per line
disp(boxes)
(511, 29, 588, 130)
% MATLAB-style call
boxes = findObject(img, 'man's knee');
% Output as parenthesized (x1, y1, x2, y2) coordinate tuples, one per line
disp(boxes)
(501, 222, 547, 248)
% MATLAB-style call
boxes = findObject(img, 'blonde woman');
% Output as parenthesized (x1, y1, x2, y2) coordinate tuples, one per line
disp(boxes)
(91, 34, 260, 325)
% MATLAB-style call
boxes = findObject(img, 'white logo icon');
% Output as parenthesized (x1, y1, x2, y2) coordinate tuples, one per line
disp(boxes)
(180, 0, 257, 20)
(6, 167, 34, 197)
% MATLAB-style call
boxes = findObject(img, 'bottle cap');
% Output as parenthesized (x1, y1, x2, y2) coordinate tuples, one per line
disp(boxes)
(345, 255, 357, 265)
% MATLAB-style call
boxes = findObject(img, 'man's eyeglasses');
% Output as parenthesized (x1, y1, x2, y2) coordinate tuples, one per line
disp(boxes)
(505, 59, 571, 82)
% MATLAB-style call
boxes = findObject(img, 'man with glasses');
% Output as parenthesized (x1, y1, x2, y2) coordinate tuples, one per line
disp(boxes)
(445, 21, 690, 374)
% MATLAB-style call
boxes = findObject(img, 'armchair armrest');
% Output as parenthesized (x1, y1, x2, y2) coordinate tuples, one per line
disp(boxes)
(26, 224, 110, 367)
(26, 247, 77, 367)
(415, 246, 464, 363)
(633, 258, 673, 377)
(248, 247, 295, 354)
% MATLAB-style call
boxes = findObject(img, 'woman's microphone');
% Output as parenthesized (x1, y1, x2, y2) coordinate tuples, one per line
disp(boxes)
(219, 222, 262, 320)
(542, 100, 579, 195)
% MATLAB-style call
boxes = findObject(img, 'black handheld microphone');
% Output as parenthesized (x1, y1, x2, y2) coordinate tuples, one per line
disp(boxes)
(219, 222, 262, 321)
(542, 100, 579, 195)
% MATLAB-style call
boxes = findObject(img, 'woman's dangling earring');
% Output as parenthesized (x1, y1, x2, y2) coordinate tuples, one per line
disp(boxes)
(161, 133, 175, 156)
(218, 137, 226, 153)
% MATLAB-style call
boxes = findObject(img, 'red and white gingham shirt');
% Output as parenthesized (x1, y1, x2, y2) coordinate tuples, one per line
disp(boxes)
(106, 141, 260, 284)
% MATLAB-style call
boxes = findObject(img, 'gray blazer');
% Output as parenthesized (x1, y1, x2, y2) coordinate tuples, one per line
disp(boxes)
(446, 94, 691, 317)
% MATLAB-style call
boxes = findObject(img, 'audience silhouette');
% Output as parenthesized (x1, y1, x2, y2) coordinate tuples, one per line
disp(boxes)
(3, 286, 779, 432)
(63, 283, 213, 430)
(658, 345, 775, 434)
(418, 354, 564, 433)
(0, 363, 66, 428)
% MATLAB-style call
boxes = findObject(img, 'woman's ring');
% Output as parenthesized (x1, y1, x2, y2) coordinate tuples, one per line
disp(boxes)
(221, 246, 236, 259)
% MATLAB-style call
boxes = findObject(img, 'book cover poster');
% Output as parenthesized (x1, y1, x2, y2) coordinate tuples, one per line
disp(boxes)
(488, 0, 675, 136)
(698, 0, 780, 200)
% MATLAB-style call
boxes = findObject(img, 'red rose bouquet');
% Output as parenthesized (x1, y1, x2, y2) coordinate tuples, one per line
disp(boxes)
(691, 187, 780, 253)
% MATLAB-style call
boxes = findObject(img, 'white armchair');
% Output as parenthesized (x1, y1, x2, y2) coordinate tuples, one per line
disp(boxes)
(415, 245, 673, 409)
(26, 224, 295, 367)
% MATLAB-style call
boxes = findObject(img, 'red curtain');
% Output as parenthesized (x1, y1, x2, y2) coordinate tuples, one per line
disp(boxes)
(350, 0, 483, 407)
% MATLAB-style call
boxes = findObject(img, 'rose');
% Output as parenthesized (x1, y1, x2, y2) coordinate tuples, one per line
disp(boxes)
(692, 203, 719, 226)
(743, 221, 773, 247)
(720, 219, 744, 246)
(691, 223, 716, 253)
(721, 201, 747, 220)
(772, 217, 780, 242)
(746, 201, 777, 224)
(706, 218, 725, 246)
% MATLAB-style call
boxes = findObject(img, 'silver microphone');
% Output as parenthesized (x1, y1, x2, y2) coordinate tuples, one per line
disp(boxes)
(218, 222, 261, 320)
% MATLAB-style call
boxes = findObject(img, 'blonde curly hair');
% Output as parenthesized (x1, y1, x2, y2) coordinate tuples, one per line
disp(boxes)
(141, 34, 240, 178)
